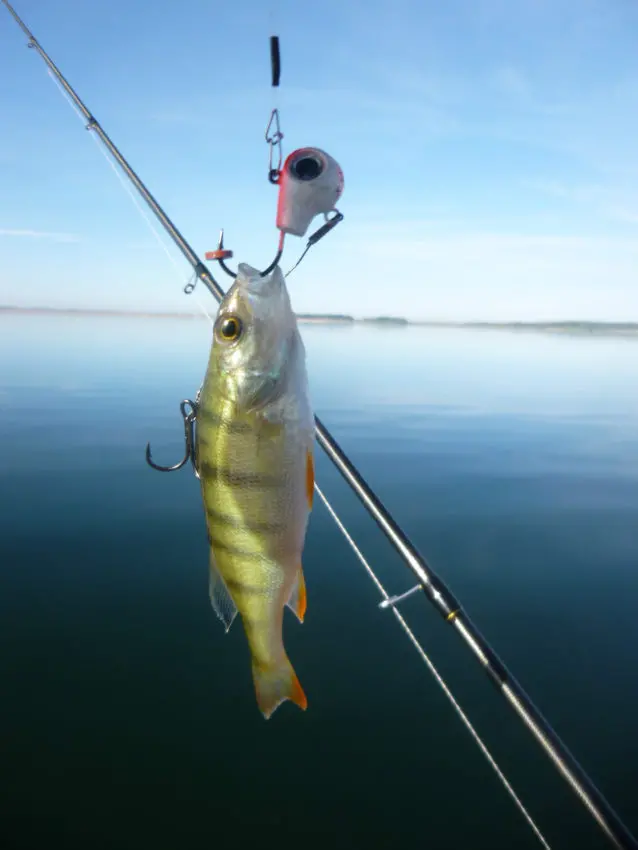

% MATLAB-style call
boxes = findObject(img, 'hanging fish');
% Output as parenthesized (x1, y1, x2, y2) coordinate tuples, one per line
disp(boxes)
(196, 263, 315, 719)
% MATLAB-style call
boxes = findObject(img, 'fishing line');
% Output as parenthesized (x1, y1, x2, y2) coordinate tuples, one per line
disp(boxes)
(45, 69, 215, 327)
(314, 484, 552, 850)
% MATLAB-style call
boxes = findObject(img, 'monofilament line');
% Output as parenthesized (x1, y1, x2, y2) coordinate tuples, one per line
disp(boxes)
(45, 69, 214, 328)
(314, 483, 552, 850)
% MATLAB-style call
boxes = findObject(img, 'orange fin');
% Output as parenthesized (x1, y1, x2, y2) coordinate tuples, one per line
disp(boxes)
(252, 657, 307, 720)
(306, 449, 314, 510)
(286, 566, 307, 623)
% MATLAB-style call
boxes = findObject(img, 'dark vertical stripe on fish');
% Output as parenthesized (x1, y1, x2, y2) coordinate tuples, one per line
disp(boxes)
(204, 504, 285, 533)
(198, 407, 254, 434)
(199, 461, 284, 488)
(224, 576, 268, 597)
(207, 533, 268, 561)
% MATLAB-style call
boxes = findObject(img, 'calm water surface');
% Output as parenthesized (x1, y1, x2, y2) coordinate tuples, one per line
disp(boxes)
(1, 314, 637, 849)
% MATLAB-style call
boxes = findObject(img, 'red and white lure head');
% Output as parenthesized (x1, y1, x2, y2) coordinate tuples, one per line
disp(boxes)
(276, 147, 344, 238)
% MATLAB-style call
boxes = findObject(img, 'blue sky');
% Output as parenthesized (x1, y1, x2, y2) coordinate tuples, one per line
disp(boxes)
(1, 0, 637, 321)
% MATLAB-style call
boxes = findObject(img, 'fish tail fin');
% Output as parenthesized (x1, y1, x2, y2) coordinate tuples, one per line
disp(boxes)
(252, 655, 307, 720)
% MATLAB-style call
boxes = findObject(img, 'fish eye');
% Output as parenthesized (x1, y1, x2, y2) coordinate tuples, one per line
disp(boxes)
(217, 315, 243, 342)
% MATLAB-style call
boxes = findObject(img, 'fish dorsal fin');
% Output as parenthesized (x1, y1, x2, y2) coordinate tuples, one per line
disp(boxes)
(306, 449, 314, 510)
(208, 548, 238, 632)
(286, 566, 307, 624)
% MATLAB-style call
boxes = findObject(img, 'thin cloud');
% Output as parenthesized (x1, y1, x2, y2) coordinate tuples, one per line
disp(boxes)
(491, 66, 532, 99)
(606, 207, 638, 226)
(0, 229, 81, 243)
(327, 228, 638, 322)
(521, 179, 638, 227)
(147, 110, 209, 127)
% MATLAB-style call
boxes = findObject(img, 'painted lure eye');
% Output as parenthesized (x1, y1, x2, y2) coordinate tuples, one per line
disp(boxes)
(218, 315, 243, 342)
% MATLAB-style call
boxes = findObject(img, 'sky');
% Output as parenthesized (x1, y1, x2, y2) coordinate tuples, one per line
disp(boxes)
(1, 0, 637, 321)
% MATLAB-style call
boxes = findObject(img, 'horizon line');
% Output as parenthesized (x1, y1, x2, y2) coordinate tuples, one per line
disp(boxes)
(1, 304, 638, 328)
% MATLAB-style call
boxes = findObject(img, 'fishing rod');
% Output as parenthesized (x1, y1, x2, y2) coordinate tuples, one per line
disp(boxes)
(3, 3, 636, 848)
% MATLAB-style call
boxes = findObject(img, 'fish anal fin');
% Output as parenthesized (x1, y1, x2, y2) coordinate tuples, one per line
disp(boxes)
(208, 548, 238, 633)
(286, 566, 307, 623)
(306, 449, 314, 510)
(252, 657, 307, 720)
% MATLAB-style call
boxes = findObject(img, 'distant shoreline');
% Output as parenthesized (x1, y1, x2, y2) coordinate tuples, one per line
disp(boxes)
(1, 305, 637, 335)
(413, 320, 638, 336)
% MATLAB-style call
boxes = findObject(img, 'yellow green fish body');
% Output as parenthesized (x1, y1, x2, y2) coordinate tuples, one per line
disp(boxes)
(196, 263, 314, 719)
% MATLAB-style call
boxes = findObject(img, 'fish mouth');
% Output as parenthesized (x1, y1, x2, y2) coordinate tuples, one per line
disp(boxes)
(237, 263, 284, 300)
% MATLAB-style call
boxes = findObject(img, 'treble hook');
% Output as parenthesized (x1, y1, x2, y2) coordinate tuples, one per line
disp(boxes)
(145, 399, 199, 478)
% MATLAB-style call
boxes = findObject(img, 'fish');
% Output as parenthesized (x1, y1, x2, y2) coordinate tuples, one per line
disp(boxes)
(196, 262, 315, 719)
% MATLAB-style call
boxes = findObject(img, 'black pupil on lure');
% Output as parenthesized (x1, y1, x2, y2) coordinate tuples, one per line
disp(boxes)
(293, 156, 322, 181)
(221, 317, 240, 339)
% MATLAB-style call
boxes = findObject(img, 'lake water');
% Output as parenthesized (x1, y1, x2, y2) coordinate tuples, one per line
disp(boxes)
(1, 314, 637, 850)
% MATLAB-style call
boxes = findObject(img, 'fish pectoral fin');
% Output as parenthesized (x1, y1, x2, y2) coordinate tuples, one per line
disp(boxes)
(208, 548, 238, 633)
(285, 565, 307, 624)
